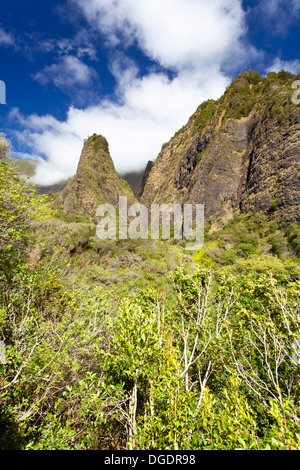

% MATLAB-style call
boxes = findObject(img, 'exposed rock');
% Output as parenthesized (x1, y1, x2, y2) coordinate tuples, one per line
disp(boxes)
(141, 70, 300, 227)
(186, 117, 249, 220)
(174, 133, 210, 190)
(240, 91, 300, 226)
(141, 161, 154, 195)
(28, 246, 43, 270)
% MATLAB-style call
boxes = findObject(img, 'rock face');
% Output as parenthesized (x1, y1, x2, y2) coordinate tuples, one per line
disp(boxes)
(54, 134, 137, 218)
(240, 94, 300, 226)
(141, 70, 300, 227)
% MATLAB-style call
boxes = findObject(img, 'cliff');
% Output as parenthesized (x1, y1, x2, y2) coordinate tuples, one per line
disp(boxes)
(141, 70, 300, 227)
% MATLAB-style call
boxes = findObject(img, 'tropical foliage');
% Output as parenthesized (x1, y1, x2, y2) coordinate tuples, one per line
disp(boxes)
(0, 139, 300, 450)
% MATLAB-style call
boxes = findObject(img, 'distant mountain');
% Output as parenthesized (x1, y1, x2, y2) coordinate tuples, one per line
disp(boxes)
(120, 160, 153, 198)
(141, 70, 300, 228)
(2, 155, 37, 178)
(35, 182, 68, 195)
(2, 155, 68, 195)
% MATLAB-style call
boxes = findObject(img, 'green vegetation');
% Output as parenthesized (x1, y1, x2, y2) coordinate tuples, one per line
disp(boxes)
(1, 125, 300, 451)
(221, 70, 300, 122)
(90, 133, 110, 155)
(194, 99, 217, 132)
(196, 211, 300, 266)
(224, 71, 264, 120)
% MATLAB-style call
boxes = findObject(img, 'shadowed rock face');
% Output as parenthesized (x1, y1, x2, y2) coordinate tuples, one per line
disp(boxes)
(240, 103, 300, 227)
(174, 134, 210, 191)
(141, 70, 300, 227)
(54, 134, 137, 218)
(185, 118, 250, 220)
(120, 160, 153, 198)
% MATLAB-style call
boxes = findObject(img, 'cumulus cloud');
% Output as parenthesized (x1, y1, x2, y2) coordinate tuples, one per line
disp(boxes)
(73, 0, 247, 70)
(266, 58, 300, 75)
(16, 0, 256, 186)
(33, 55, 97, 90)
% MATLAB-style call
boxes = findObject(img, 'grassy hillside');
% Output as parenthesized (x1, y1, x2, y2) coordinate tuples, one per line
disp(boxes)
(1, 147, 300, 450)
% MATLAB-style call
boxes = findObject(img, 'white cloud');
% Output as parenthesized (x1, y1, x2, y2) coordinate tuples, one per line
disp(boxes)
(267, 58, 300, 75)
(0, 26, 15, 47)
(33, 55, 96, 90)
(73, 0, 247, 70)
(16, 0, 255, 186)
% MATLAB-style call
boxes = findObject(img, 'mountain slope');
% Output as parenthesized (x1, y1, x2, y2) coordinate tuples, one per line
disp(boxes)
(54, 134, 137, 218)
(141, 70, 300, 227)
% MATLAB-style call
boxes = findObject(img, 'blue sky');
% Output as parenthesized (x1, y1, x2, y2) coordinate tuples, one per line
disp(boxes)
(0, 0, 299, 185)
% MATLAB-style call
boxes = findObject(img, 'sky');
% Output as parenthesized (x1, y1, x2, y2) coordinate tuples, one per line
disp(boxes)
(0, 0, 299, 186)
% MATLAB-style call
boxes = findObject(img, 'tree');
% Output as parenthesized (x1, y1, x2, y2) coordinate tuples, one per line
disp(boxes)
(0, 135, 38, 284)
(104, 294, 163, 449)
